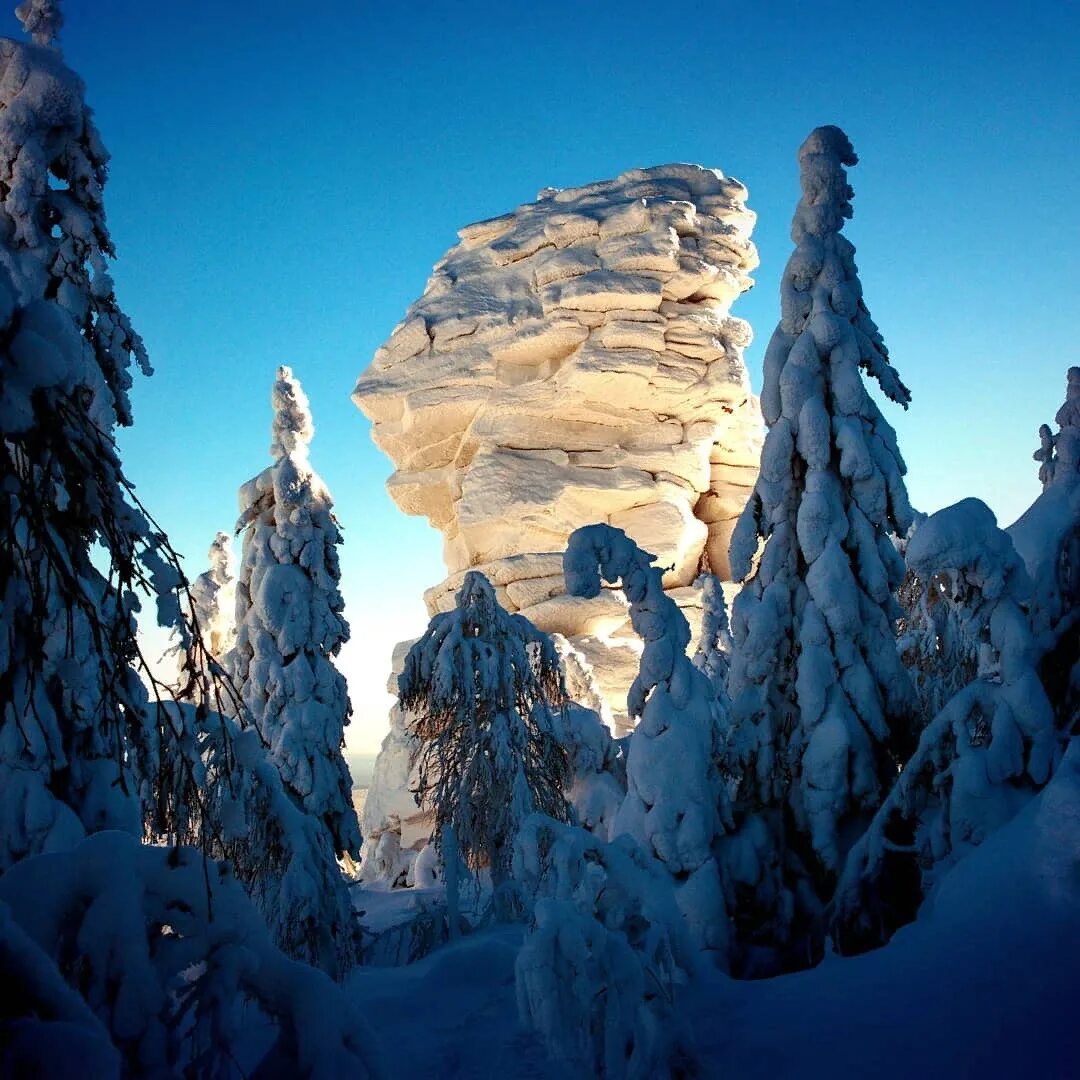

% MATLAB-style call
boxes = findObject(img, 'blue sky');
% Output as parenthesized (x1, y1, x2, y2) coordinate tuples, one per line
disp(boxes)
(22, 1, 1078, 753)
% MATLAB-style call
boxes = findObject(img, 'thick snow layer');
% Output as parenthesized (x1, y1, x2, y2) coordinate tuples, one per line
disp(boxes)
(0, 831, 380, 1078)
(187, 530, 236, 676)
(0, 21, 170, 877)
(1033, 366, 1079, 491)
(348, 927, 561, 1078)
(689, 740, 1080, 1077)
(831, 498, 1062, 952)
(1008, 477, 1080, 653)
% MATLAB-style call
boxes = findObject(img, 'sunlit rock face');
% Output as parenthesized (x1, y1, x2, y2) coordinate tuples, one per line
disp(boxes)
(354, 165, 761, 731)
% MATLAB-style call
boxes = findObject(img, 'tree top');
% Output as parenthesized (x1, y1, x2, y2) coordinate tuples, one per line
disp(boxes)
(270, 365, 314, 460)
(16, 0, 62, 47)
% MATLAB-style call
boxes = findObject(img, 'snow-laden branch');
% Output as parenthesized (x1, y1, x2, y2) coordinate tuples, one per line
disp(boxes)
(399, 571, 572, 910)
(832, 498, 1061, 951)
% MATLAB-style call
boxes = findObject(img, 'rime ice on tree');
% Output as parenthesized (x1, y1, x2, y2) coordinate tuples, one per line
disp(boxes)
(232, 366, 361, 862)
(1033, 366, 1080, 491)
(0, 5, 164, 869)
(0, 831, 378, 1076)
(398, 571, 573, 915)
(0, 4, 373, 1051)
(1011, 367, 1080, 727)
(833, 499, 1061, 951)
(565, 524, 731, 956)
(724, 126, 916, 969)
(227, 367, 361, 969)
(190, 531, 236, 658)
(692, 572, 733, 696)
(513, 815, 696, 1078)
(14, 0, 62, 46)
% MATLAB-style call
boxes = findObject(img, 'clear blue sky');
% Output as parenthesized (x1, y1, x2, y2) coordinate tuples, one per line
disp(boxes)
(24, 1, 1079, 753)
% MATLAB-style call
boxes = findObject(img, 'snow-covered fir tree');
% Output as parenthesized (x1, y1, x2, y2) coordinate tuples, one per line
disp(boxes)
(0, 831, 378, 1077)
(191, 531, 236, 660)
(170, 530, 237, 707)
(896, 515, 980, 724)
(228, 365, 361, 962)
(1033, 366, 1079, 491)
(692, 572, 733, 697)
(832, 499, 1061, 951)
(1011, 366, 1080, 730)
(231, 365, 360, 862)
(398, 571, 572, 916)
(565, 524, 731, 957)
(724, 125, 916, 971)
(13, 0, 62, 47)
(0, 0, 169, 870)
(514, 815, 696, 1079)
(0, 5, 370, 1059)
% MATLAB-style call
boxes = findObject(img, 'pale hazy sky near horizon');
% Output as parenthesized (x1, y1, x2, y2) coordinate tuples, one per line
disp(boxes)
(23, 1, 1079, 755)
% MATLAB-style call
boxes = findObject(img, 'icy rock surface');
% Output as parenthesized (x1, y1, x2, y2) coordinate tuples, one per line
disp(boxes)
(354, 165, 762, 729)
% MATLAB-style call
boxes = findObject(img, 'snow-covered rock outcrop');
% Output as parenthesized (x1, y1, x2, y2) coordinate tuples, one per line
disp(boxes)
(354, 165, 761, 729)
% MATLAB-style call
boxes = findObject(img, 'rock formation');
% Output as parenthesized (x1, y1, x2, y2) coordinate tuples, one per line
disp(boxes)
(354, 165, 761, 730)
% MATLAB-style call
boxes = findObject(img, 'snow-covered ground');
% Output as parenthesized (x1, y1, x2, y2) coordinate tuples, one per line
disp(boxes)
(349, 926, 560, 1078)
(347, 742, 1080, 1078)
(689, 743, 1080, 1077)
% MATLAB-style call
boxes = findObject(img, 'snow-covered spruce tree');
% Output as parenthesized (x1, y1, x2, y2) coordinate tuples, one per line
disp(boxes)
(724, 126, 916, 971)
(832, 499, 1061, 952)
(692, 572, 733, 697)
(0, 1, 185, 869)
(564, 523, 731, 957)
(0, 0, 364, 1022)
(0, 0, 362, 989)
(166, 530, 237, 703)
(514, 816, 696, 1080)
(1032, 366, 1079, 492)
(190, 530, 236, 662)
(1012, 366, 1080, 731)
(229, 365, 361, 961)
(398, 571, 573, 916)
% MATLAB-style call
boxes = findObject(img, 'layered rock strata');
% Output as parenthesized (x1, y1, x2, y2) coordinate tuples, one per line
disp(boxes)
(354, 165, 761, 730)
